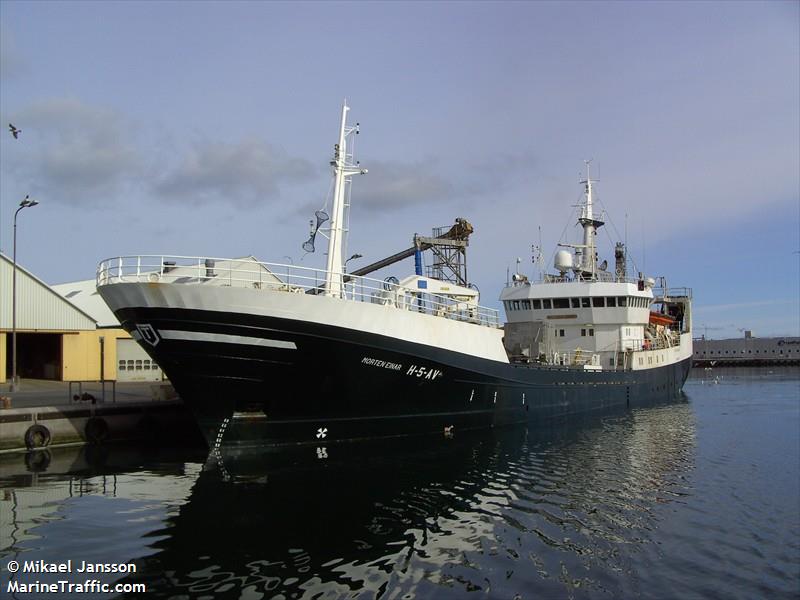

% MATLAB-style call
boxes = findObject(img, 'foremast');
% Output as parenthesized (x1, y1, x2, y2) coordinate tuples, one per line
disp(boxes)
(571, 160, 605, 279)
(325, 102, 367, 297)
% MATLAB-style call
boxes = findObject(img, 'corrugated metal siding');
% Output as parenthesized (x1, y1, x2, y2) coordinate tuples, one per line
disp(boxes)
(0, 257, 96, 331)
(52, 279, 121, 327)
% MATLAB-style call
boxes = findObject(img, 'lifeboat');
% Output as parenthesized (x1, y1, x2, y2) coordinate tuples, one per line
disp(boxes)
(649, 312, 675, 327)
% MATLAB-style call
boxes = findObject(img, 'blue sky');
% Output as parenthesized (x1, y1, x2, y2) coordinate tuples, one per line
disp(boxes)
(1, 1, 798, 338)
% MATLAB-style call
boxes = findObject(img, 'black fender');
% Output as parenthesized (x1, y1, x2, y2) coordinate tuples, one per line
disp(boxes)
(24, 424, 51, 449)
(85, 417, 110, 443)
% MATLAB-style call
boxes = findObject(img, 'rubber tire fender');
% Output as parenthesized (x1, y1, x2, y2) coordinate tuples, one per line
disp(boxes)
(24, 424, 52, 449)
(85, 417, 110, 444)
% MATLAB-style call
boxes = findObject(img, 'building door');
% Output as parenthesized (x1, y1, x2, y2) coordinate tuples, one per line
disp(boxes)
(5, 333, 62, 380)
(116, 338, 162, 382)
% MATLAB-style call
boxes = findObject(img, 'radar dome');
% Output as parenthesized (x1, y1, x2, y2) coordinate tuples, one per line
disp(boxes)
(554, 250, 574, 274)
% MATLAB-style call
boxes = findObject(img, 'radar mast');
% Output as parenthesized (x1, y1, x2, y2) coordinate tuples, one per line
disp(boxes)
(577, 160, 605, 279)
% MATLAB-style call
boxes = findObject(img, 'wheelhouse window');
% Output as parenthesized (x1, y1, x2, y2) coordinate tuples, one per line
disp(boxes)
(618, 297, 628, 307)
(521, 299, 531, 309)
(592, 297, 605, 308)
(571, 298, 580, 308)
(543, 299, 552, 309)
(532, 299, 541, 309)
(606, 297, 617, 307)
(553, 298, 570, 309)
(581, 297, 591, 308)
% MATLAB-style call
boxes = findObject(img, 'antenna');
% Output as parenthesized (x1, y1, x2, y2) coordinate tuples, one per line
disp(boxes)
(641, 217, 646, 275)
(538, 225, 543, 280)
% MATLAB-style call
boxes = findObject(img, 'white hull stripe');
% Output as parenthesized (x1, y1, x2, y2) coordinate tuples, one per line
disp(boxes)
(159, 330, 297, 350)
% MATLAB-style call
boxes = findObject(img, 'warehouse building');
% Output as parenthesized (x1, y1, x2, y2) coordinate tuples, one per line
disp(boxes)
(51, 277, 163, 382)
(692, 332, 800, 366)
(1, 253, 133, 384)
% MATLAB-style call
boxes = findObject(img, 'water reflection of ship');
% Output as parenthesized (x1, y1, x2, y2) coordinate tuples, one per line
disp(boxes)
(0, 445, 206, 595)
(123, 396, 694, 599)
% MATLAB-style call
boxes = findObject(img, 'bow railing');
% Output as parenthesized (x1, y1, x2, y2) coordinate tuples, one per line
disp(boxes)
(97, 255, 501, 328)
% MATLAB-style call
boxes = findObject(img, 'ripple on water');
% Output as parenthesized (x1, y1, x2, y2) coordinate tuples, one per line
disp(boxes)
(2, 374, 799, 599)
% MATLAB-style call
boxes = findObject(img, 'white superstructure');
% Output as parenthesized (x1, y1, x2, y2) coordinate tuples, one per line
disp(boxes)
(500, 163, 692, 370)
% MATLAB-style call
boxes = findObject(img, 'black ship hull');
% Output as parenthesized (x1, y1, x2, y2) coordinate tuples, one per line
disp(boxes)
(114, 306, 692, 448)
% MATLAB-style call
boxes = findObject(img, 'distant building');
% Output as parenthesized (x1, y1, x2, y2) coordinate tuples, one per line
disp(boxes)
(693, 333, 800, 366)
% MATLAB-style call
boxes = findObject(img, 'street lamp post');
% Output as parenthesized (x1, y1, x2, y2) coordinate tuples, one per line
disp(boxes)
(282, 256, 294, 285)
(344, 253, 363, 298)
(11, 196, 39, 392)
(344, 253, 363, 273)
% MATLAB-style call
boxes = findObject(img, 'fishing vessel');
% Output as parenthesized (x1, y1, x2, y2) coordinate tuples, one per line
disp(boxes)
(96, 103, 693, 447)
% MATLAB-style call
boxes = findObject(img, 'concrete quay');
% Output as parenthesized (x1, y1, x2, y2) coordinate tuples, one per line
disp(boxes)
(0, 379, 200, 453)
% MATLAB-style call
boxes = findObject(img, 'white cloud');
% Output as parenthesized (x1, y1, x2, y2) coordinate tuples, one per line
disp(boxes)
(5, 98, 141, 205)
(352, 159, 455, 212)
(155, 139, 316, 206)
(0, 25, 26, 79)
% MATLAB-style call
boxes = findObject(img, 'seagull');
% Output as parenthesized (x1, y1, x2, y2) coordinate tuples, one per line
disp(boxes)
(8, 123, 21, 139)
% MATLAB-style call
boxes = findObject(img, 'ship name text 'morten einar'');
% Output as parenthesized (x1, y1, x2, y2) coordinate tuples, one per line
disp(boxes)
(97, 103, 693, 448)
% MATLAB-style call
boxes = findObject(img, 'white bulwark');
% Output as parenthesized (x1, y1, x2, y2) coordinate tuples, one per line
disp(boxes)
(50, 256, 280, 383)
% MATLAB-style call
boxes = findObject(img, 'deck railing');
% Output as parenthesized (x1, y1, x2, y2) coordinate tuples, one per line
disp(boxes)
(97, 255, 501, 328)
(516, 277, 693, 300)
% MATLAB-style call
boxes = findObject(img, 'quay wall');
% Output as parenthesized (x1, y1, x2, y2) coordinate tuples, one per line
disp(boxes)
(693, 336, 800, 366)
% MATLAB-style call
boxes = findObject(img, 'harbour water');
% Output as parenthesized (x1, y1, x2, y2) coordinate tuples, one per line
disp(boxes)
(1, 368, 798, 599)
